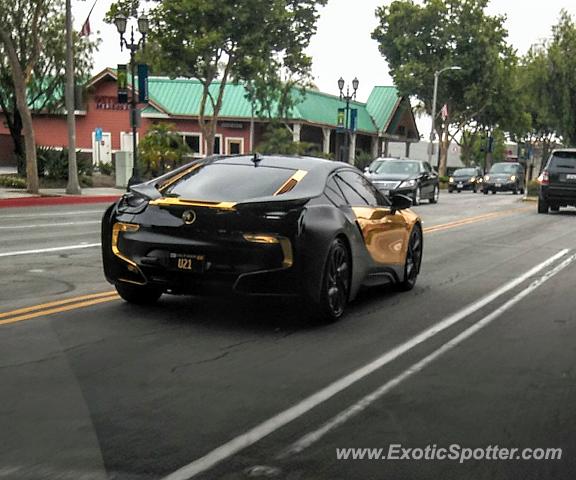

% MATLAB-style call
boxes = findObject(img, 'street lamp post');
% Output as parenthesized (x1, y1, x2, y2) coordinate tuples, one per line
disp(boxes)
(338, 77, 359, 163)
(114, 13, 149, 187)
(427, 66, 461, 169)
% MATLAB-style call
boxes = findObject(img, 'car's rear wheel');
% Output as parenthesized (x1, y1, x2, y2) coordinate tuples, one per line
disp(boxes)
(429, 185, 440, 204)
(313, 238, 351, 322)
(398, 225, 423, 291)
(537, 197, 549, 214)
(491, 190, 497, 194)
(115, 282, 163, 305)
(483, 189, 488, 195)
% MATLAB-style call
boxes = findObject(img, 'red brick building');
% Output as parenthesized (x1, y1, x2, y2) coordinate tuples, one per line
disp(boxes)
(0, 68, 420, 167)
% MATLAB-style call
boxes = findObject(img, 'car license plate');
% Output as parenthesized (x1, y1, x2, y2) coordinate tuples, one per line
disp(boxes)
(170, 253, 206, 272)
(566, 174, 576, 180)
(457, 183, 463, 188)
(495, 183, 502, 187)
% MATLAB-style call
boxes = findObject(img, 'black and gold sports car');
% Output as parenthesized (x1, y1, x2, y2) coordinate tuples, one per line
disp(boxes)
(102, 155, 423, 321)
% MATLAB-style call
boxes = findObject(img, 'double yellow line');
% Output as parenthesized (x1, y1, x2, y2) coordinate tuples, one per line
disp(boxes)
(0, 291, 118, 326)
(0, 206, 531, 326)
(423, 207, 531, 234)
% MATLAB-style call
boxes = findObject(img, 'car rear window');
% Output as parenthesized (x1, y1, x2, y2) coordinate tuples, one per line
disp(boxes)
(164, 163, 297, 202)
(549, 152, 576, 170)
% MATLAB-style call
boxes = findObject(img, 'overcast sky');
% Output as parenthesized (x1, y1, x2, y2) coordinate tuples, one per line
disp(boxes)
(73, 0, 576, 133)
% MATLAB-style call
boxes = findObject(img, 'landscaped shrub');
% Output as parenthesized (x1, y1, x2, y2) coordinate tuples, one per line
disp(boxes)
(0, 175, 26, 188)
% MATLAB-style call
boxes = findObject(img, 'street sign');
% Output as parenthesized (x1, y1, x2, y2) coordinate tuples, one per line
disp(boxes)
(137, 63, 149, 103)
(337, 108, 345, 129)
(350, 108, 358, 132)
(95, 127, 103, 142)
(117, 64, 128, 104)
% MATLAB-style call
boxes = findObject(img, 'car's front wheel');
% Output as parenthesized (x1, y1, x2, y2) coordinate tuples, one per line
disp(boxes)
(312, 238, 351, 322)
(429, 185, 440, 204)
(412, 187, 421, 206)
(398, 225, 423, 291)
(115, 282, 163, 305)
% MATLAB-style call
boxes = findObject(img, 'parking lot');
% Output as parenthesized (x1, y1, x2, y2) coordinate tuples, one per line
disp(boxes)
(1, 192, 575, 480)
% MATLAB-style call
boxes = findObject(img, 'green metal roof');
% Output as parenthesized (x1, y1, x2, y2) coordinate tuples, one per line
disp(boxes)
(143, 76, 396, 134)
(93, 70, 411, 136)
(366, 86, 401, 133)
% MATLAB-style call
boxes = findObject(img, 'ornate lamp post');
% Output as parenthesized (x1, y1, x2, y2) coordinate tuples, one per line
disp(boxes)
(114, 13, 149, 186)
(427, 66, 461, 169)
(337, 76, 359, 163)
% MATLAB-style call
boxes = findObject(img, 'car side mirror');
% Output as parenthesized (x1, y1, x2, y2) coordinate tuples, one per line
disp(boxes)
(364, 167, 370, 173)
(390, 194, 413, 213)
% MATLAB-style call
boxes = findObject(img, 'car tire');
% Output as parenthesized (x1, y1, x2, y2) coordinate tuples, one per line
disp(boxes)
(312, 238, 351, 322)
(512, 185, 518, 195)
(429, 185, 440, 204)
(398, 224, 423, 291)
(457, 189, 462, 193)
(412, 187, 421, 206)
(537, 197, 549, 214)
(115, 282, 163, 305)
(491, 190, 497, 195)
(473, 186, 477, 193)
(483, 190, 488, 195)
(448, 188, 453, 193)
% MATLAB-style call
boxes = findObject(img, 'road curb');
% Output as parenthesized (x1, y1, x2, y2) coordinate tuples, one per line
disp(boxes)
(0, 195, 121, 209)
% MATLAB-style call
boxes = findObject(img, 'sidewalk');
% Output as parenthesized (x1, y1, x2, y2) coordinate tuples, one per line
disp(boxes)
(0, 187, 124, 208)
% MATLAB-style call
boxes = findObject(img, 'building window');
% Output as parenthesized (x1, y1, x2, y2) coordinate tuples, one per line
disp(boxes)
(226, 137, 243, 155)
(213, 135, 222, 154)
(182, 133, 202, 156)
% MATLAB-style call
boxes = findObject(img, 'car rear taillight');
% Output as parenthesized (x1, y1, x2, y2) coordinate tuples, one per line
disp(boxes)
(538, 170, 550, 185)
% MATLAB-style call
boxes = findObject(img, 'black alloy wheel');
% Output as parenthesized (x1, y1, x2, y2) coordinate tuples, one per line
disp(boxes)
(316, 238, 351, 322)
(398, 225, 423, 291)
(115, 282, 163, 305)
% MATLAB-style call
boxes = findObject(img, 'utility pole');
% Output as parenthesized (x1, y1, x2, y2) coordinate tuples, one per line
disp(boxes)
(65, 0, 81, 194)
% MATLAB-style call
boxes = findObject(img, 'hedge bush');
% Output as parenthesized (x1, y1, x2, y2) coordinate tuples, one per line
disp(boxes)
(0, 175, 27, 188)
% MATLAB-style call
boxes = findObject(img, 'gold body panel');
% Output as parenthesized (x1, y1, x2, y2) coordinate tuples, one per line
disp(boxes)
(352, 207, 419, 265)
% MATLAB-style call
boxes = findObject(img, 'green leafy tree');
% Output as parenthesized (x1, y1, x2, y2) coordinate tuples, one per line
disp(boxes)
(372, 0, 518, 175)
(255, 123, 313, 155)
(0, 0, 97, 192)
(545, 10, 576, 146)
(139, 122, 189, 176)
(108, 0, 326, 155)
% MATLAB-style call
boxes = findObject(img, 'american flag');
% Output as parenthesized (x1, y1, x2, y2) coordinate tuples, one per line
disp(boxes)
(80, 0, 98, 37)
(440, 103, 449, 121)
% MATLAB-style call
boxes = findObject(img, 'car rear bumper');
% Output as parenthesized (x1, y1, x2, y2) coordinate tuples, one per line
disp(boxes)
(104, 223, 300, 296)
(540, 186, 576, 205)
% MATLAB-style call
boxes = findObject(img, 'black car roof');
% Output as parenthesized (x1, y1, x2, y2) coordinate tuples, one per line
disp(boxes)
(136, 154, 354, 204)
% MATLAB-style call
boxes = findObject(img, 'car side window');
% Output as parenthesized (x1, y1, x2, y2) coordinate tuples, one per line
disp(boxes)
(324, 176, 347, 206)
(423, 162, 432, 173)
(336, 170, 387, 207)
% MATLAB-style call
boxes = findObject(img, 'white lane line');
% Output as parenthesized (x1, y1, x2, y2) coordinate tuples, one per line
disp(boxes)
(0, 243, 101, 258)
(0, 221, 100, 230)
(0, 210, 105, 219)
(282, 250, 576, 457)
(160, 248, 570, 480)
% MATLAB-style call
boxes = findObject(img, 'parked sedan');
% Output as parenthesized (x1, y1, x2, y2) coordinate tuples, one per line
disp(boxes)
(365, 158, 439, 205)
(102, 155, 423, 322)
(538, 149, 576, 213)
(448, 167, 484, 193)
(483, 162, 525, 194)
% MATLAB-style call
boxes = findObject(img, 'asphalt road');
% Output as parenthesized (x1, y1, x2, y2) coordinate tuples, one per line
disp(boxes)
(0, 191, 575, 480)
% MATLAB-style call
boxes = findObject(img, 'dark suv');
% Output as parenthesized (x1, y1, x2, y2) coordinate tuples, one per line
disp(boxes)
(538, 149, 576, 213)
